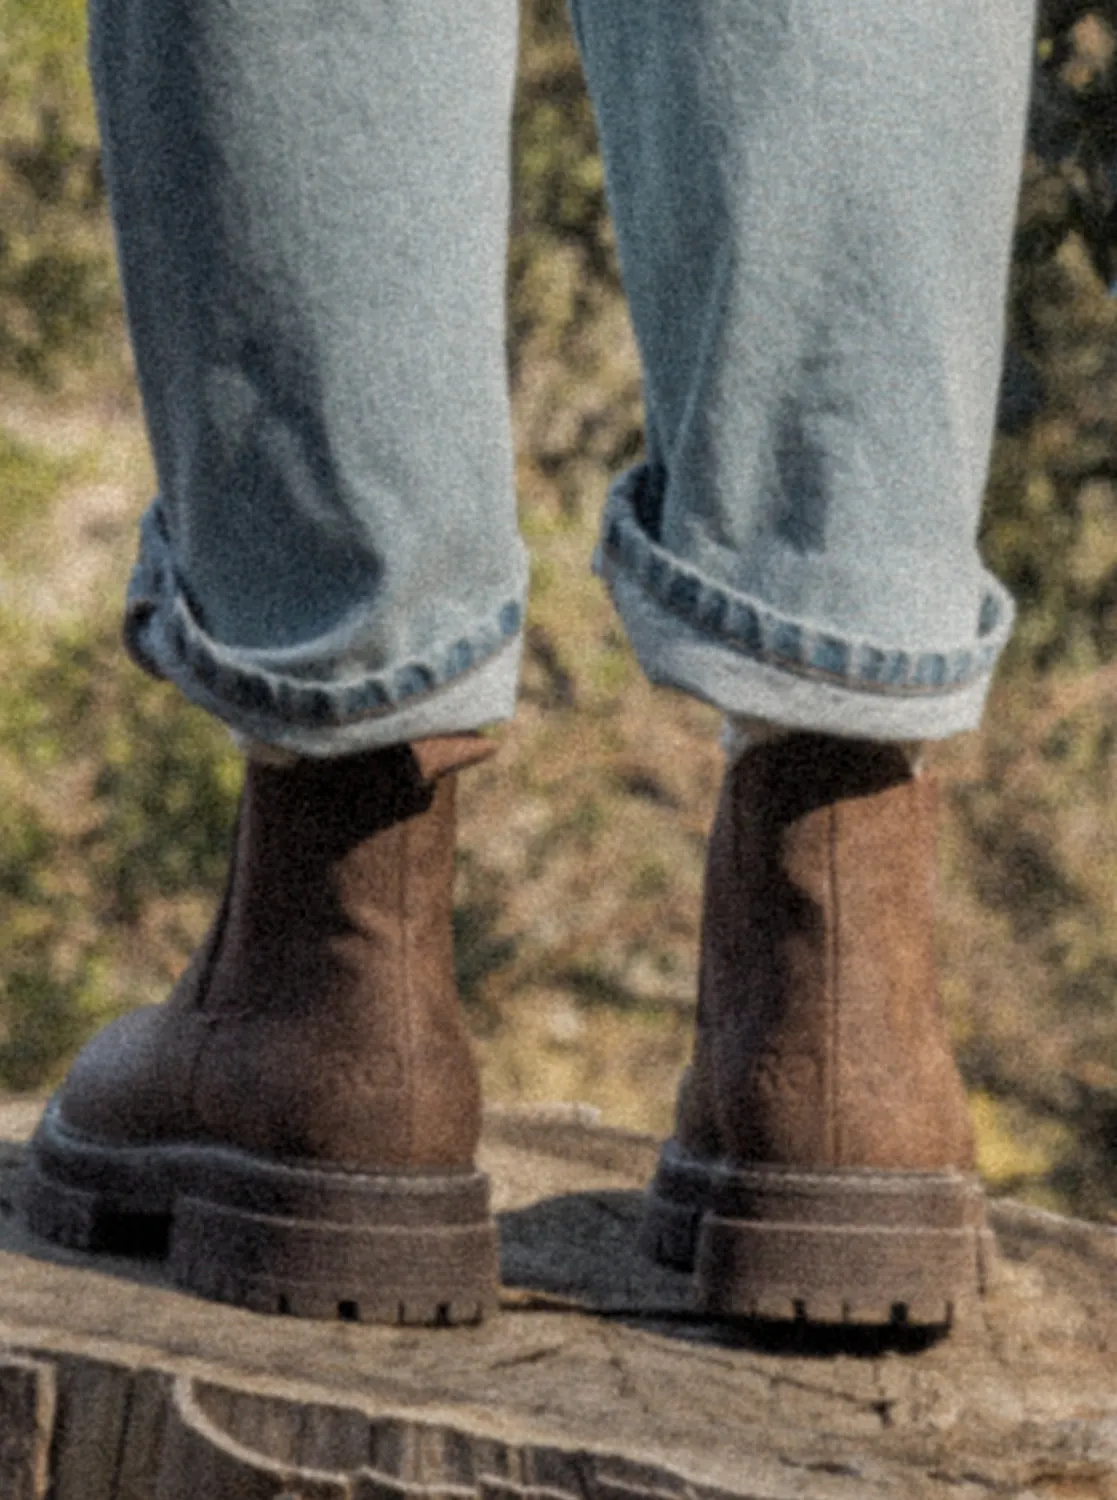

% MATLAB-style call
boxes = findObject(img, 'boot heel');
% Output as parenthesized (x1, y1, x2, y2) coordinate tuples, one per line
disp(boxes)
(168, 1151, 499, 1325)
(640, 1137, 714, 1270)
(693, 1163, 989, 1326)
(28, 1101, 499, 1325)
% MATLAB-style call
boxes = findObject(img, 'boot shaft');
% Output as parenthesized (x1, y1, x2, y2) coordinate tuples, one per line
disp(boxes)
(694, 735, 974, 1171)
(217, 747, 459, 1028)
(57, 740, 488, 1171)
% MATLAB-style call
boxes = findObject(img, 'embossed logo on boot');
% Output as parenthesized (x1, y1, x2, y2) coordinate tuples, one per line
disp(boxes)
(747, 1050, 824, 1156)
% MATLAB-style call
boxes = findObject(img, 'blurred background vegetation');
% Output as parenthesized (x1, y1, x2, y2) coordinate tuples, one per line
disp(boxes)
(1, 0, 1117, 1216)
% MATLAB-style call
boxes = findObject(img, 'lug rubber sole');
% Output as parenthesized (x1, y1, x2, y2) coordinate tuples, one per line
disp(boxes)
(25, 1098, 499, 1325)
(641, 1138, 992, 1326)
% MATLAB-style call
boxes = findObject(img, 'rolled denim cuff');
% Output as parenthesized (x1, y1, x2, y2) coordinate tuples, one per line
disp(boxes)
(595, 467, 1014, 742)
(124, 504, 525, 757)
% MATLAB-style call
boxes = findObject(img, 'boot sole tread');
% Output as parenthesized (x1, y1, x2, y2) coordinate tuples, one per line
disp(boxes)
(24, 1098, 498, 1326)
(641, 1139, 991, 1327)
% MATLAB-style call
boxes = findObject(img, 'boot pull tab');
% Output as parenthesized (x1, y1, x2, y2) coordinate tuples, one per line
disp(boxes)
(412, 734, 499, 783)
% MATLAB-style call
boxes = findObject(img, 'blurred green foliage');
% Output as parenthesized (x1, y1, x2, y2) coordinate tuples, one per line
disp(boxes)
(0, 0, 1116, 1214)
(0, 604, 242, 1086)
(0, 0, 115, 381)
(946, 0, 1117, 1215)
(985, 2, 1117, 676)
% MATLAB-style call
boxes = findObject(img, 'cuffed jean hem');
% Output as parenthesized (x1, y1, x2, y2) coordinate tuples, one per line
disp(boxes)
(594, 468, 1015, 742)
(123, 505, 525, 758)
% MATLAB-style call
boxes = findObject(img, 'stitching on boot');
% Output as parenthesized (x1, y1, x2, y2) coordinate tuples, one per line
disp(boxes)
(399, 815, 417, 1165)
(827, 803, 841, 1167)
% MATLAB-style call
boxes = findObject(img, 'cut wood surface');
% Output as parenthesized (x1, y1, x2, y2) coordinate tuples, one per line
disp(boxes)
(0, 1098, 1113, 1499)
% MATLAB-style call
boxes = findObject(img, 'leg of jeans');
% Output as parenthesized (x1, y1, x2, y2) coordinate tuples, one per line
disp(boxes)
(570, 0, 1034, 739)
(92, 0, 527, 755)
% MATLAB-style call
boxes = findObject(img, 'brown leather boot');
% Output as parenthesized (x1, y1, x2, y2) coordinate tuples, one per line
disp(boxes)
(27, 737, 499, 1324)
(642, 734, 991, 1326)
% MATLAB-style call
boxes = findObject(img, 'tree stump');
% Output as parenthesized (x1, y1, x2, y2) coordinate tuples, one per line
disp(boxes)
(0, 1098, 1113, 1499)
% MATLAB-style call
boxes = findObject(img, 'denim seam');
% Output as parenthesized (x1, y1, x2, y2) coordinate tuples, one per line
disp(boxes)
(597, 468, 1013, 699)
(125, 508, 523, 731)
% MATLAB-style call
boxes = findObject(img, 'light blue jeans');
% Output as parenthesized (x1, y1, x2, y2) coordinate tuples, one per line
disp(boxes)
(91, 0, 1034, 756)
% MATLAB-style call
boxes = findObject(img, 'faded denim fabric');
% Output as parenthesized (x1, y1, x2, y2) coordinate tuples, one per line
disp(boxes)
(572, 0, 1033, 739)
(92, 0, 1034, 753)
(93, 0, 527, 756)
